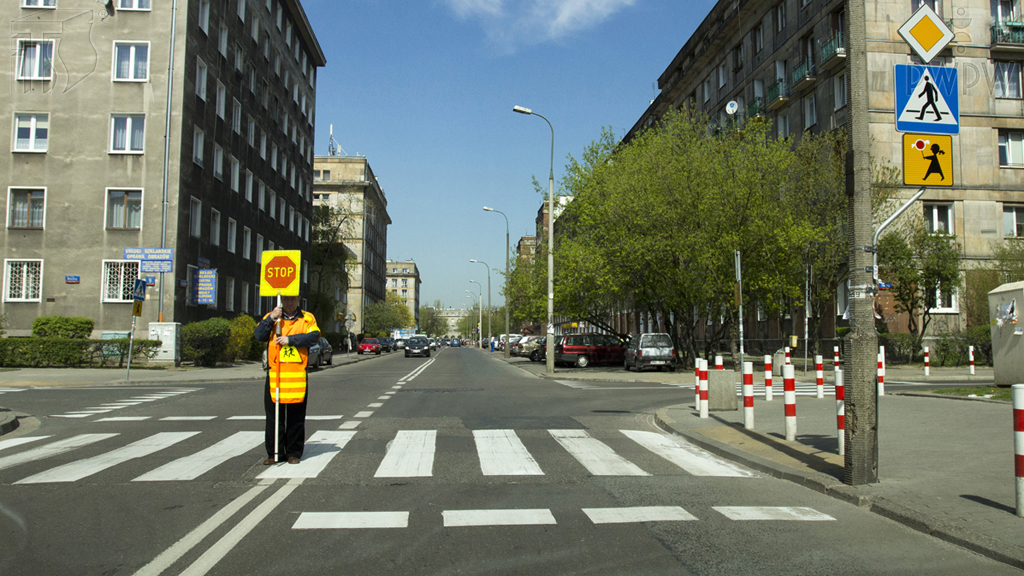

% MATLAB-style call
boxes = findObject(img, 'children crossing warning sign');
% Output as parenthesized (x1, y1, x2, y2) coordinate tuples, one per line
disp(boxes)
(903, 134, 953, 187)
(895, 64, 959, 135)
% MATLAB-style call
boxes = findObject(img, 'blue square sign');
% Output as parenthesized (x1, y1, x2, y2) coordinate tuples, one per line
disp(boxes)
(895, 64, 959, 135)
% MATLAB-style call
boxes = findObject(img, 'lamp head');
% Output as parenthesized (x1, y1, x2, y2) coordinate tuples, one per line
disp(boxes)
(470, 259, 478, 263)
(483, 206, 494, 212)
(512, 105, 532, 115)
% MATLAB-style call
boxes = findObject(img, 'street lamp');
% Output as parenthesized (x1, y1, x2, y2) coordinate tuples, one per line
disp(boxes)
(469, 259, 491, 346)
(467, 282, 483, 346)
(483, 206, 511, 359)
(513, 104, 556, 375)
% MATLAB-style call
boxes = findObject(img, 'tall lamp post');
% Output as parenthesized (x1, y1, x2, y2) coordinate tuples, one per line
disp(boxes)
(467, 282, 482, 346)
(483, 206, 511, 359)
(469, 259, 491, 346)
(513, 105, 555, 375)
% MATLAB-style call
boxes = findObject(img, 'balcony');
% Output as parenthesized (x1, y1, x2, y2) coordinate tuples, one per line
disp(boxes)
(790, 61, 816, 92)
(820, 32, 846, 70)
(992, 22, 1024, 52)
(747, 97, 765, 119)
(767, 81, 789, 110)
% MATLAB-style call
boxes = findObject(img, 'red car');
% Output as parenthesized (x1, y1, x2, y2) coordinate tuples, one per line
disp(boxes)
(358, 338, 382, 355)
(553, 333, 626, 368)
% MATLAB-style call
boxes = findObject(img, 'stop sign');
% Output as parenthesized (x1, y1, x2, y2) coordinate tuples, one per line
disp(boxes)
(264, 255, 297, 289)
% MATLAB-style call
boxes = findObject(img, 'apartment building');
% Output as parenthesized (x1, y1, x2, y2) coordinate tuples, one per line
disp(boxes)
(1, 0, 325, 336)
(625, 0, 1024, 336)
(386, 260, 421, 329)
(312, 155, 390, 335)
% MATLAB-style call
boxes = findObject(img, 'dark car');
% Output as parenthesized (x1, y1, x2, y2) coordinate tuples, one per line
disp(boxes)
(624, 333, 676, 372)
(358, 338, 381, 355)
(379, 337, 394, 353)
(308, 337, 333, 369)
(405, 336, 431, 358)
(554, 333, 626, 368)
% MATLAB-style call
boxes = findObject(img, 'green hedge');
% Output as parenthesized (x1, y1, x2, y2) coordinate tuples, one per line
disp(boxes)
(226, 315, 259, 362)
(182, 317, 232, 367)
(878, 333, 918, 364)
(0, 338, 161, 368)
(32, 316, 94, 339)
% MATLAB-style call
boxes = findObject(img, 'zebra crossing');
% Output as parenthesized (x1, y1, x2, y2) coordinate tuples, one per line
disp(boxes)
(0, 426, 756, 485)
(49, 388, 198, 419)
(0, 387, 27, 396)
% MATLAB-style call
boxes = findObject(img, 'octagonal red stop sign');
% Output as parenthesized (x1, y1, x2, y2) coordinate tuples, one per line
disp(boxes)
(264, 255, 297, 289)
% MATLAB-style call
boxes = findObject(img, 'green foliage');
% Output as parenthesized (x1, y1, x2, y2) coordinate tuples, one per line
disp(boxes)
(93, 338, 163, 368)
(878, 332, 918, 364)
(0, 338, 160, 367)
(992, 239, 1024, 283)
(930, 327, 990, 367)
(182, 318, 232, 367)
(417, 306, 448, 337)
(32, 316, 95, 339)
(321, 331, 344, 348)
(226, 315, 258, 362)
(363, 291, 414, 335)
(0, 312, 7, 337)
(964, 324, 993, 366)
(964, 269, 1004, 328)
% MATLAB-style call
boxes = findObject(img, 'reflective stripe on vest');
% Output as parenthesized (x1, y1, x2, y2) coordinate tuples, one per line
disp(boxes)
(264, 310, 319, 404)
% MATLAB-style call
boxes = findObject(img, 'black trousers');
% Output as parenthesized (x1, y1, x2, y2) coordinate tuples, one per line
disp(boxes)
(263, 378, 307, 460)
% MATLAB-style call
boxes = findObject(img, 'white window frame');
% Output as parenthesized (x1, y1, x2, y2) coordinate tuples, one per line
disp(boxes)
(225, 276, 235, 311)
(4, 259, 43, 302)
(7, 187, 46, 229)
(269, 191, 277, 219)
(777, 111, 790, 139)
(195, 57, 207, 99)
(112, 41, 150, 82)
(234, 43, 244, 72)
(193, 126, 205, 165)
(229, 155, 240, 191)
(109, 114, 145, 154)
(258, 181, 266, 211)
(213, 144, 224, 180)
(241, 280, 250, 313)
(17, 39, 54, 81)
(216, 80, 226, 119)
(232, 99, 242, 133)
(101, 260, 140, 303)
(1000, 130, 1024, 166)
(278, 198, 286, 225)
(995, 61, 1022, 99)
(245, 170, 254, 202)
(104, 188, 143, 230)
(210, 208, 221, 245)
(251, 13, 260, 40)
(218, 23, 229, 57)
(199, 0, 211, 34)
(803, 94, 816, 128)
(227, 218, 237, 253)
(243, 226, 252, 259)
(248, 115, 256, 146)
(928, 286, 959, 314)
(190, 197, 202, 237)
(118, 0, 151, 10)
(924, 203, 954, 235)
(23, 0, 57, 7)
(1006, 204, 1024, 237)
(238, 0, 246, 20)
(834, 72, 848, 110)
(13, 113, 48, 152)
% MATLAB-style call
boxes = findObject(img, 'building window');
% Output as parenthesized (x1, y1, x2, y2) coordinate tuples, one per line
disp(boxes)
(106, 189, 142, 230)
(926, 286, 958, 314)
(241, 280, 250, 313)
(199, 0, 211, 34)
(777, 111, 790, 139)
(225, 276, 235, 311)
(213, 144, 224, 179)
(219, 23, 229, 57)
(834, 73, 848, 109)
(271, 144, 278, 171)
(238, 0, 246, 20)
(256, 234, 264, 255)
(193, 126, 205, 165)
(190, 197, 202, 237)
(232, 99, 242, 133)
(216, 80, 226, 118)
(119, 0, 151, 9)
(924, 203, 953, 234)
(7, 188, 45, 229)
(775, 1, 786, 32)
(803, 94, 816, 128)
(243, 226, 252, 258)
(13, 113, 48, 152)
(754, 24, 764, 53)
(259, 181, 266, 211)
(703, 77, 712, 103)
(245, 170, 254, 202)
(23, 0, 56, 6)
(269, 191, 276, 218)
(210, 208, 221, 245)
(227, 218, 237, 252)
(110, 114, 145, 153)
(402, 289, 408, 298)
(1005, 205, 1024, 237)
(113, 42, 149, 81)
(235, 43, 244, 71)
(996, 61, 1022, 99)
(260, 131, 267, 158)
(17, 40, 54, 81)
(4, 259, 42, 302)
(999, 130, 1024, 165)
(248, 116, 256, 146)
(914, 0, 942, 13)
(195, 57, 207, 99)
(102, 260, 140, 302)
(230, 156, 240, 191)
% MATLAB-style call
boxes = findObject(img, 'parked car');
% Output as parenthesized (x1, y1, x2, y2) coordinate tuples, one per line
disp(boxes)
(430, 338, 439, 351)
(553, 333, 626, 368)
(394, 338, 406, 350)
(358, 338, 382, 355)
(405, 336, 431, 358)
(307, 337, 333, 369)
(624, 333, 676, 372)
(522, 336, 546, 362)
(511, 335, 538, 356)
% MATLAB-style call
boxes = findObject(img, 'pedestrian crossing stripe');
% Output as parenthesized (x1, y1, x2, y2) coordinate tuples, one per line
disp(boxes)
(895, 64, 959, 135)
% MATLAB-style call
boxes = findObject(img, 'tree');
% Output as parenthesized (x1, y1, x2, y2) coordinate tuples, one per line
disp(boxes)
(308, 204, 353, 326)
(362, 292, 413, 336)
(418, 306, 448, 337)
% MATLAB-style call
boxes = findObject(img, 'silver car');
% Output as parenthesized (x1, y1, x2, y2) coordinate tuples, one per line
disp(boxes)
(624, 333, 676, 372)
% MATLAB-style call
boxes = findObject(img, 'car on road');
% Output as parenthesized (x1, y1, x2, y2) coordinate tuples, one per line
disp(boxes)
(394, 338, 406, 350)
(451, 338, 461, 347)
(308, 337, 333, 369)
(358, 338, 382, 355)
(522, 336, 546, 362)
(624, 332, 676, 372)
(405, 336, 431, 358)
(553, 333, 626, 368)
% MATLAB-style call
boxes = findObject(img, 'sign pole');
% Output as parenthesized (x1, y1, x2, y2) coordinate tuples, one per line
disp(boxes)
(126, 315, 137, 381)
(275, 293, 282, 463)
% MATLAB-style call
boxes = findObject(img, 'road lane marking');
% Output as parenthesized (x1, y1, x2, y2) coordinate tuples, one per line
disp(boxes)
(354, 411, 374, 418)
(443, 509, 556, 527)
(338, 421, 361, 429)
(14, 432, 198, 484)
(305, 415, 344, 420)
(377, 396, 390, 400)
(374, 430, 435, 477)
(0, 434, 117, 471)
(133, 432, 264, 482)
(256, 431, 356, 479)
(95, 417, 151, 422)
(713, 506, 835, 521)
(0, 436, 50, 452)
(549, 430, 649, 476)
(50, 414, 91, 419)
(367, 402, 384, 408)
(474, 430, 543, 476)
(621, 430, 755, 477)
(227, 416, 263, 420)
(160, 416, 216, 421)
(292, 511, 409, 529)
(583, 506, 697, 524)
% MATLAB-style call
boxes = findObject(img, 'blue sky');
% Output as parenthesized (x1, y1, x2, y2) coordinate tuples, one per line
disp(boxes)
(302, 0, 714, 311)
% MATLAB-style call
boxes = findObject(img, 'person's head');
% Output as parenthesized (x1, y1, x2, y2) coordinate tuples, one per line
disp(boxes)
(281, 295, 300, 314)
(930, 143, 941, 154)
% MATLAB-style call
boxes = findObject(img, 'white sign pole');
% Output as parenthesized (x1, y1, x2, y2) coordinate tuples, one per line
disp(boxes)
(126, 315, 137, 381)
(275, 293, 282, 462)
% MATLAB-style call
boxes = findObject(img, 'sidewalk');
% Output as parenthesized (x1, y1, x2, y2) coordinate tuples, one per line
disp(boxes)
(491, 350, 1023, 570)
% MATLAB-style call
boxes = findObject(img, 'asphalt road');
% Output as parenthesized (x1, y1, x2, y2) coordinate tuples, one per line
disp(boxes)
(0, 348, 1018, 575)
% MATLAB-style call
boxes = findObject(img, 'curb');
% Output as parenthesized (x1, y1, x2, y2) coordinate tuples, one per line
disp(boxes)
(653, 406, 1024, 570)
(891, 391, 1010, 404)
(0, 406, 18, 436)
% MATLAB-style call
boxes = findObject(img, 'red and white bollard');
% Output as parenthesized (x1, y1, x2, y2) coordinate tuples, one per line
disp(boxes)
(784, 364, 796, 441)
(764, 355, 773, 402)
(1014, 385, 1024, 517)
(715, 355, 723, 370)
(699, 358, 709, 419)
(833, 346, 840, 369)
(924, 346, 930, 376)
(743, 362, 754, 430)
(970, 345, 976, 375)
(784, 346, 791, 365)
(815, 355, 824, 399)
(836, 369, 845, 456)
(877, 352, 885, 397)
(694, 359, 700, 406)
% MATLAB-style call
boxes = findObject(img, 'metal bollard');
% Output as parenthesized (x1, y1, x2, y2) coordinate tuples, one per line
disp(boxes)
(743, 362, 754, 430)
(815, 355, 824, 399)
(836, 369, 845, 456)
(764, 355, 773, 402)
(784, 364, 796, 441)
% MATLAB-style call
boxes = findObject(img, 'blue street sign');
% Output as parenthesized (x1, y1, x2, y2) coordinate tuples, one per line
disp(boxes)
(132, 279, 147, 302)
(140, 260, 173, 273)
(895, 64, 959, 135)
(194, 269, 217, 305)
(123, 248, 174, 261)
(65, 275, 80, 284)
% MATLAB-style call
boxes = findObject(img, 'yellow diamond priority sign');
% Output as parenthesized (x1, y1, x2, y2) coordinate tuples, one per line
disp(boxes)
(898, 4, 954, 63)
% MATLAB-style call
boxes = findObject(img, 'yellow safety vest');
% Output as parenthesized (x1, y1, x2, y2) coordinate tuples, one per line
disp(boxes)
(263, 310, 319, 403)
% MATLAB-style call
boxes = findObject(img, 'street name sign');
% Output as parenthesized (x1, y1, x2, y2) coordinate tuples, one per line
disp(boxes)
(895, 64, 959, 135)
(260, 250, 301, 296)
(904, 134, 953, 186)
(898, 4, 954, 63)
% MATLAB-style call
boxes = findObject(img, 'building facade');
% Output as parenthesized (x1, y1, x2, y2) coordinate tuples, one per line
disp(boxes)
(1, 0, 325, 336)
(312, 155, 389, 335)
(386, 259, 420, 329)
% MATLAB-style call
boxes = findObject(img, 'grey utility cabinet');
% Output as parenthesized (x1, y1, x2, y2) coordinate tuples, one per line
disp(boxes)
(989, 281, 1024, 386)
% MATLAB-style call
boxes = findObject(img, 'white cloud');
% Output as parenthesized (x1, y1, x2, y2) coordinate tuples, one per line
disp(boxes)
(445, 0, 505, 19)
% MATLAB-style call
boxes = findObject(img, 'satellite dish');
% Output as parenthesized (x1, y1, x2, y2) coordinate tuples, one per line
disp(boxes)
(726, 101, 739, 115)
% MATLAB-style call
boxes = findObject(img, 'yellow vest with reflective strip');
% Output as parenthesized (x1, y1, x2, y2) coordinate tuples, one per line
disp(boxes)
(264, 311, 319, 403)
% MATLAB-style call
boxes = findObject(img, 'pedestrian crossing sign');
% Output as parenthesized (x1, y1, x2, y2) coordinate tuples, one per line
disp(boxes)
(903, 134, 953, 187)
(895, 64, 959, 135)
